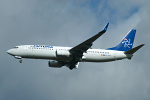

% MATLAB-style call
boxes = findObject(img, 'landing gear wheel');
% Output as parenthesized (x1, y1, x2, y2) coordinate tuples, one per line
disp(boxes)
(69, 64, 75, 70)
(19, 59, 22, 63)
(69, 67, 73, 70)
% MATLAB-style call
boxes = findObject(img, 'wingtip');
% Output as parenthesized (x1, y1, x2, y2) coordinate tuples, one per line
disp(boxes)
(102, 23, 109, 32)
(140, 44, 145, 47)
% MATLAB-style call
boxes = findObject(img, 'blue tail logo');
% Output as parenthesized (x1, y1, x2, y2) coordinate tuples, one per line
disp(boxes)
(122, 38, 132, 48)
(106, 29, 136, 51)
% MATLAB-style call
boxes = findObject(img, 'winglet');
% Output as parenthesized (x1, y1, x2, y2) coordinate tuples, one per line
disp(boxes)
(102, 23, 109, 32)
(124, 44, 145, 54)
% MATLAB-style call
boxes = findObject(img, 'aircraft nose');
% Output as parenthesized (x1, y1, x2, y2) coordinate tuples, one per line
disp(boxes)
(7, 49, 13, 55)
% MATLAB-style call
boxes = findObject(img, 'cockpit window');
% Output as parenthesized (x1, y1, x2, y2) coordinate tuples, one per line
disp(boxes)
(13, 47, 18, 49)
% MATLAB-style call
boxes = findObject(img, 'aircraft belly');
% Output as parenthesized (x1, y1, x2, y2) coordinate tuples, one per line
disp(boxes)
(54, 57, 72, 61)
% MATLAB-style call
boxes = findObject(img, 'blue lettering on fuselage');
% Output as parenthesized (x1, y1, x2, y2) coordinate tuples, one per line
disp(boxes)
(32, 45, 53, 48)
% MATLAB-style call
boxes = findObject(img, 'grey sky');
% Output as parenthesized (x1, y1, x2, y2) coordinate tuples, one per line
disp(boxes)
(1, 0, 150, 100)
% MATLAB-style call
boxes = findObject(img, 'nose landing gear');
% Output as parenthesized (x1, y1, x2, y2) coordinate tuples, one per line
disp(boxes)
(14, 56, 22, 63)
(19, 59, 22, 63)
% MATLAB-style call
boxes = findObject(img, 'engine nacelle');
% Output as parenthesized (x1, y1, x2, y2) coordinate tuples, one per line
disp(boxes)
(48, 61, 62, 68)
(56, 50, 71, 57)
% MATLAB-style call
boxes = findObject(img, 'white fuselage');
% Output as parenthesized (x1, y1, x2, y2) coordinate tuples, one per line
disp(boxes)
(7, 45, 132, 62)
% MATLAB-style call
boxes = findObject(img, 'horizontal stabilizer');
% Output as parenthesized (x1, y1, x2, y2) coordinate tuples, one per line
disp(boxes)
(124, 44, 145, 54)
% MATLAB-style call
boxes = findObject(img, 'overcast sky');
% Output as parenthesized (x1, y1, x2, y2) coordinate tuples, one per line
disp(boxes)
(1, 0, 150, 100)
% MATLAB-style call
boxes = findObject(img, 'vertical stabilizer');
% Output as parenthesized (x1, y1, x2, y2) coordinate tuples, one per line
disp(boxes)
(107, 29, 136, 51)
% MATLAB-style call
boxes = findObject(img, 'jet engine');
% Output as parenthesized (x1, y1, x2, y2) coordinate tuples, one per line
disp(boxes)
(56, 50, 71, 57)
(48, 61, 63, 68)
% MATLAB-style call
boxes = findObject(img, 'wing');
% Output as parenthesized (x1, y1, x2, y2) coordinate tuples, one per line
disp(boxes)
(69, 23, 109, 59)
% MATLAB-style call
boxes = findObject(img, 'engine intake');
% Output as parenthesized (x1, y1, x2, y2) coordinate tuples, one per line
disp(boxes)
(48, 61, 62, 68)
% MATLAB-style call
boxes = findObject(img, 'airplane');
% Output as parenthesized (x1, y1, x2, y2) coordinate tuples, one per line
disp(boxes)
(7, 23, 145, 70)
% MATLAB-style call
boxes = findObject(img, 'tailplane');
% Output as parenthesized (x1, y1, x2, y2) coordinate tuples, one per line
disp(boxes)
(124, 44, 145, 54)
(107, 29, 136, 51)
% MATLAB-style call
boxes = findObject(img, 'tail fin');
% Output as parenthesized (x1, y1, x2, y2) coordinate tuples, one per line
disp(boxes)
(107, 29, 136, 51)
